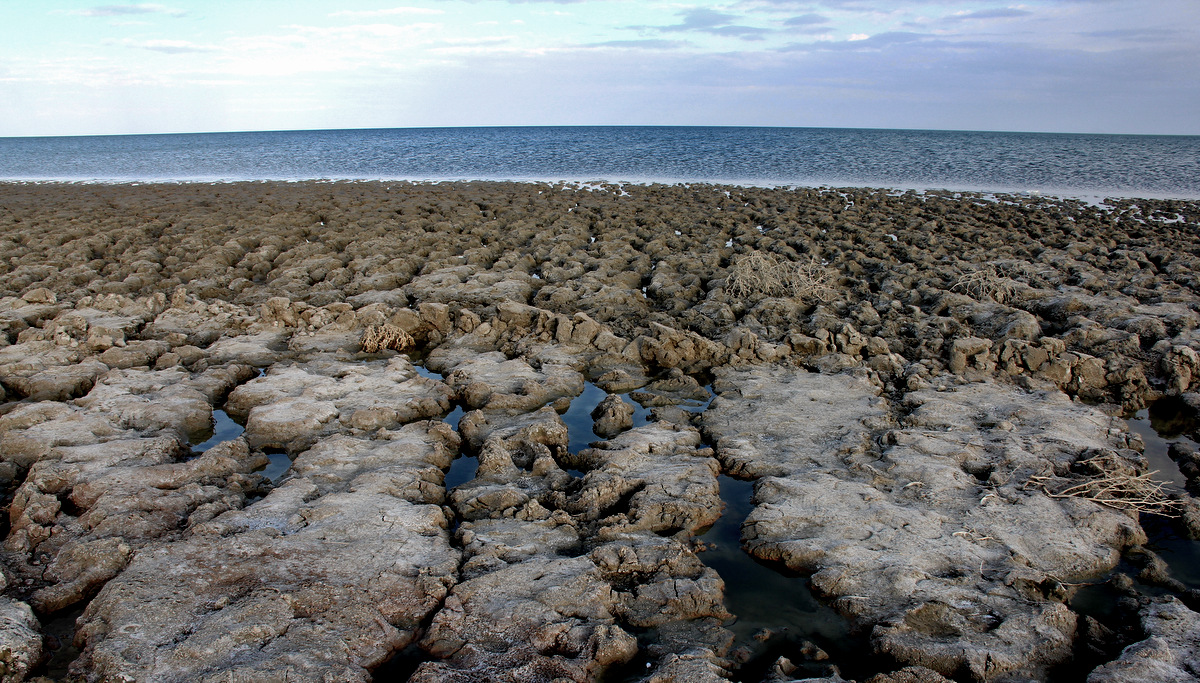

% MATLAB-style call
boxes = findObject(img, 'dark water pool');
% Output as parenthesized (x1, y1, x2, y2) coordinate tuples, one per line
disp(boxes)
(1127, 408, 1190, 493)
(1069, 397, 1200, 680)
(257, 448, 292, 483)
(1125, 401, 1200, 586)
(699, 475, 869, 680)
(443, 453, 478, 490)
(410, 363, 441, 382)
(563, 381, 608, 454)
(189, 409, 245, 453)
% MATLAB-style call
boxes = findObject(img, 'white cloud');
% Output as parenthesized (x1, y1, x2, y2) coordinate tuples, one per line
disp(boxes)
(123, 39, 217, 54)
(69, 4, 185, 18)
(8, 0, 1199, 136)
(329, 7, 445, 18)
(216, 22, 447, 77)
(944, 7, 1033, 23)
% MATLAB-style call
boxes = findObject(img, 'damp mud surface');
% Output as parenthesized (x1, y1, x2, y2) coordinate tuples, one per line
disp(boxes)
(1, 180, 1200, 682)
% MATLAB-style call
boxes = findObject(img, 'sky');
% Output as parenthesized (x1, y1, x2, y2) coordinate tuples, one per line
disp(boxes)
(1, 1, 1197, 137)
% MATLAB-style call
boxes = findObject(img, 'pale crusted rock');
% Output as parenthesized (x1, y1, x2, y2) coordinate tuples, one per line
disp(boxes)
(591, 394, 634, 438)
(286, 426, 458, 502)
(438, 407, 732, 681)
(948, 336, 993, 376)
(30, 537, 132, 613)
(0, 402, 120, 469)
(413, 556, 636, 683)
(5, 435, 267, 611)
(72, 367, 216, 439)
(43, 306, 148, 351)
(72, 423, 461, 683)
(1163, 345, 1200, 394)
(441, 351, 584, 415)
(457, 515, 581, 579)
(702, 365, 889, 479)
(1, 363, 262, 588)
(418, 302, 453, 341)
(865, 667, 954, 683)
(242, 397, 340, 452)
(203, 330, 291, 366)
(593, 367, 649, 394)
(628, 370, 711, 409)
(20, 287, 57, 304)
(98, 338, 170, 369)
(592, 537, 730, 629)
(450, 409, 571, 521)
(406, 267, 536, 306)
(227, 354, 452, 451)
(9, 359, 110, 401)
(707, 369, 1148, 681)
(1087, 598, 1200, 683)
(0, 341, 95, 397)
(456, 405, 569, 455)
(0, 301, 59, 345)
(0, 596, 42, 683)
(632, 322, 729, 373)
(144, 301, 257, 347)
(558, 422, 721, 537)
(259, 295, 304, 327)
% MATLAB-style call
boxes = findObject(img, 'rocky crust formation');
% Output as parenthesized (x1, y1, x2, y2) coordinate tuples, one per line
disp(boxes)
(0, 181, 1197, 682)
(703, 368, 1146, 680)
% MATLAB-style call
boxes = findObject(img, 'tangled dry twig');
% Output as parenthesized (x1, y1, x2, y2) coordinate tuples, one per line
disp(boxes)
(360, 324, 415, 353)
(952, 263, 1017, 304)
(726, 252, 835, 303)
(1025, 457, 1183, 517)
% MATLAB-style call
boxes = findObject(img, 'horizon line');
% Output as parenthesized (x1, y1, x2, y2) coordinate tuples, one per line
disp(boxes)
(4, 124, 1199, 141)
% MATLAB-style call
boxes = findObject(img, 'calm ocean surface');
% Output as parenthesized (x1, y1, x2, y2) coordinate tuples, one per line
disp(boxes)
(1, 126, 1198, 199)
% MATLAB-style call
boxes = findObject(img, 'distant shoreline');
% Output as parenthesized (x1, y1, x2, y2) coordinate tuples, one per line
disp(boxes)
(2, 178, 1198, 203)
(6, 123, 1200, 140)
(3, 126, 1197, 200)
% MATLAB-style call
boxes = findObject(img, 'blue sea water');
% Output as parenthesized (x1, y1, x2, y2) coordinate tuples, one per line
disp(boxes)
(1, 126, 1198, 199)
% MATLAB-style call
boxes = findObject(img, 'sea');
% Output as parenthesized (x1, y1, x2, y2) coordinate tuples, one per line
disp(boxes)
(1, 126, 1198, 200)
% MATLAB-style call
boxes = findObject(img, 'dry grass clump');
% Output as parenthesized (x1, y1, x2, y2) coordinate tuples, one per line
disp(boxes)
(726, 252, 835, 303)
(360, 324, 415, 353)
(1025, 454, 1183, 517)
(952, 263, 1017, 304)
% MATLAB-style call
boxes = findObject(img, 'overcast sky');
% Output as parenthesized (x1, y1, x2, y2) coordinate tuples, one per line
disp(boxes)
(2, 1, 1197, 137)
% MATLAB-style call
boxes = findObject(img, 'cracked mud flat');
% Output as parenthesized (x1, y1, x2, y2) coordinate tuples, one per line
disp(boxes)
(0, 181, 1199, 682)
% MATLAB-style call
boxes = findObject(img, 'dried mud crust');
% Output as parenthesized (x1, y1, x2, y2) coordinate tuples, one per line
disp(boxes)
(0, 181, 1197, 682)
(703, 367, 1148, 681)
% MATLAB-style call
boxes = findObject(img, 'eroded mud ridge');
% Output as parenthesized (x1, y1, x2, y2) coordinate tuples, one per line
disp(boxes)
(1, 180, 1200, 682)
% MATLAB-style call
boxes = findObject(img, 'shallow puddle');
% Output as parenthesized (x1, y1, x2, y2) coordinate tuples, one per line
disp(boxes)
(558, 380, 712, 455)
(699, 475, 864, 680)
(1126, 400, 1200, 586)
(1072, 398, 1200, 645)
(1126, 409, 1189, 492)
(444, 453, 479, 490)
(411, 363, 441, 382)
(410, 360, 473, 485)
(562, 382, 608, 454)
(257, 447, 292, 483)
(190, 409, 245, 453)
(622, 393, 653, 428)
